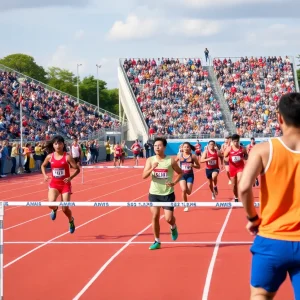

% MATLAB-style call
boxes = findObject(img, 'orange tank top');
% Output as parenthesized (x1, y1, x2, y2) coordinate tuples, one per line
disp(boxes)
(258, 138, 300, 241)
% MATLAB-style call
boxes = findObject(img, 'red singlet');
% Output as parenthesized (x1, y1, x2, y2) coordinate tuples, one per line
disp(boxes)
(114, 146, 122, 157)
(132, 143, 141, 155)
(228, 146, 245, 177)
(195, 144, 201, 155)
(49, 152, 72, 194)
(206, 149, 219, 169)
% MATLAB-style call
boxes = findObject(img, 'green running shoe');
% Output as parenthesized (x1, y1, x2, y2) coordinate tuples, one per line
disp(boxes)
(149, 241, 161, 250)
(171, 226, 178, 241)
(69, 218, 75, 234)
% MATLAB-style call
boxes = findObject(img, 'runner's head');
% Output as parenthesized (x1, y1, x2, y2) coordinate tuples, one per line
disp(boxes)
(224, 136, 231, 145)
(182, 142, 195, 154)
(207, 140, 216, 150)
(46, 135, 67, 154)
(153, 137, 167, 155)
(231, 134, 240, 148)
(278, 93, 300, 130)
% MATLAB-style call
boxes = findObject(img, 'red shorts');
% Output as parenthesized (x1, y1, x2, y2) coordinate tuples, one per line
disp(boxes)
(229, 166, 244, 178)
(49, 181, 72, 194)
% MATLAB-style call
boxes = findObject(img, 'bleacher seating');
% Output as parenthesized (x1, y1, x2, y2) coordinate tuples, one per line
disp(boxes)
(213, 56, 296, 137)
(123, 58, 226, 138)
(0, 70, 121, 141)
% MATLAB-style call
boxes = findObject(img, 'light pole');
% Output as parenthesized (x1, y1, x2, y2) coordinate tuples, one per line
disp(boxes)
(96, 64, 101, 112)
(77, 63, 82, 103)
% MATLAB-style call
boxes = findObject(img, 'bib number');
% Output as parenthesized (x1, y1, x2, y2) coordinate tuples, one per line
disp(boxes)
(208, 160, 216, 166)
(182, 163, 192, 171)
(232, 156, 241, 163)
(53, 168, 65, 178)
(153, 168, 168, 179)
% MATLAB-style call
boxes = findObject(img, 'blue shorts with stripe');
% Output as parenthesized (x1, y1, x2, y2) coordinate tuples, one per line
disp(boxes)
(250, 235, 300, 296)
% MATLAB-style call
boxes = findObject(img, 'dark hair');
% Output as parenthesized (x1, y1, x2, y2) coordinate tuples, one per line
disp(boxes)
(208, 140, 215, 145)
(278, 93, 300, 128)
(154, 137, 167, 147)
(182, 142, 196, 151)
(231, 134, 240, 141)
(225, 136, 232, 139)
(45, 135, 67, 153)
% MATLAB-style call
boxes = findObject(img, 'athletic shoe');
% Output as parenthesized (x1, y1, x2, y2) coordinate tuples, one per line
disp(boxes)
(149, 241, 161, 250)
(69, 218, 75, 234)
(171, 226, 178, 241)
(50, 208, 58, 221)
(214, 186, 218, 195)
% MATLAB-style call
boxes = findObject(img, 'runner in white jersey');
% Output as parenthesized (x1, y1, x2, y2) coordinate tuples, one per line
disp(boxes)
(71, 137, 81, 166)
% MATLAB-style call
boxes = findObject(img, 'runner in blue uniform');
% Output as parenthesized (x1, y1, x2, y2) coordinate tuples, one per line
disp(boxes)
(175, 142, 200, 212)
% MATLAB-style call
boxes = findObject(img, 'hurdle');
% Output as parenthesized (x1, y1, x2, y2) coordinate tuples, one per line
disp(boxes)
(81, 165, 145, 184)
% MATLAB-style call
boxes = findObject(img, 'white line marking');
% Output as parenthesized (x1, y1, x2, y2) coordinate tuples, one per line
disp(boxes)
(5, 241, 253, 245)
(201, 207, 233, 300)
(3, 192, 148, 268)
(72, 216, 164, 300)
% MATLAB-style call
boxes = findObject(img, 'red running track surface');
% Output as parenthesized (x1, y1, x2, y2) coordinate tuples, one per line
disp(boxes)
(1, 158, 294, 299)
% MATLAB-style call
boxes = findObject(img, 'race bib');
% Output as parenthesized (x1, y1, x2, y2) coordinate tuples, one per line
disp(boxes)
(53, 168, 65, 178)
(232, 156, 241, 163)
(208, 160, 216, 166)
(115, 150, 120, 155)
(153, 168, 168, 179)
(182, 163, 192, 171)
(134, 147, 140, 152)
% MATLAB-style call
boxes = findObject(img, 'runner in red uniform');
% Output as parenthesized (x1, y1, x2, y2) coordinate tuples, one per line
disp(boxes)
(247, 137, 259, 187)
(224, 134, 247, 202)
(113, 142, 123, 166)
(201, 140, 222, 200)
(220, 136, 232, 184)
(41, 135, 80, 234)
(194, 140, 202, 163)
(131, 139, 141, 166)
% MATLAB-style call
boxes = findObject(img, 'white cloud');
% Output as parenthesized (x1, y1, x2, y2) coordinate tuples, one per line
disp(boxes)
(47, 45, 87, 75)
(170, 19, 221, 37)
(184, 0, 277, 7)
(74, 29, 85, 40)
(107, 14, 159, 41)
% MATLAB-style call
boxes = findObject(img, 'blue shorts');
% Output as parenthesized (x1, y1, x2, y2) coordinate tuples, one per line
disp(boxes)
(205, 168, 219, 179)
(180, 173, 194, 183)
(250, 235, 300, 296)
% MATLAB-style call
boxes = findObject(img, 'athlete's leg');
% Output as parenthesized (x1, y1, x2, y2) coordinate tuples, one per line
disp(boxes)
(150, 206, 161, 240)
(225, 164, 231, 184)
(212, 171, 219, 195)
(231, 175, 238, 200)
(48, 188, 60, 220)
(179, 179, 188, 202)
(289, 266, 300, 300)
(164, 208, 178, 241)
(61, 192, 73, 222)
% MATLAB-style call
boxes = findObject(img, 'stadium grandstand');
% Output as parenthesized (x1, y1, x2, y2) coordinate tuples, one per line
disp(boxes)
(118, 55, 299, 141)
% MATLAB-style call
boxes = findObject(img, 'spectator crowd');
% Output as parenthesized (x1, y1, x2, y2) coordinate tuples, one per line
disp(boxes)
(213, 56, 296, 137)
(123, 58, 226, 138)
(0, 70, 121, 141)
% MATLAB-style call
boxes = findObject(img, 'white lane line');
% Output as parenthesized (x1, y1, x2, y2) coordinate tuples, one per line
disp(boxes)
(201, 208, 233, 300)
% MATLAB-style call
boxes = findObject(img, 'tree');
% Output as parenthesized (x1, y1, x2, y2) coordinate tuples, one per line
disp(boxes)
(0, 54, 47, 82)
(46, 67, 77, 97)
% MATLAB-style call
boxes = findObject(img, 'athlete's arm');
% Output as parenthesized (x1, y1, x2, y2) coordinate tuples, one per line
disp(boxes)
(239, 142, 269, 233)
(142, 158, 158, 179)
(200, 150, 212, 162)
(192, 155, 200, 169)
(66, 154, 80, 181)
(41, 155, 51, 182)
(223, 147, 231, 158)
(167, 157, 183, 186)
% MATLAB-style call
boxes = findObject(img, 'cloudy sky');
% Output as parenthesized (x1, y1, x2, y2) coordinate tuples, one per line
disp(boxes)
(1, 0, 300, 88)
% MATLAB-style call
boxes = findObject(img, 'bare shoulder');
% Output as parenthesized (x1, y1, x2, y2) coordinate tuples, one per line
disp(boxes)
(247, 140, 271, 169)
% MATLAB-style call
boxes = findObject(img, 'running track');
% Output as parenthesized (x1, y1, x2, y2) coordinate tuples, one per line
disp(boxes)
(1, 159, 294, 299)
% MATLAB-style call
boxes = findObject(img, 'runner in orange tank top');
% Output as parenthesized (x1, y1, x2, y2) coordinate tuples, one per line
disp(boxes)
(238, 92, 300, 300)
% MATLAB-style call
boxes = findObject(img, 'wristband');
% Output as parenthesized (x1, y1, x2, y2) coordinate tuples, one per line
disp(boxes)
(247, 214, 259, 222)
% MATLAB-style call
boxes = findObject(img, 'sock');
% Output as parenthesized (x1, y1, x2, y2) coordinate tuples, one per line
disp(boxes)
(155, 238, 160, 243)
(171, 224, 176, 230)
